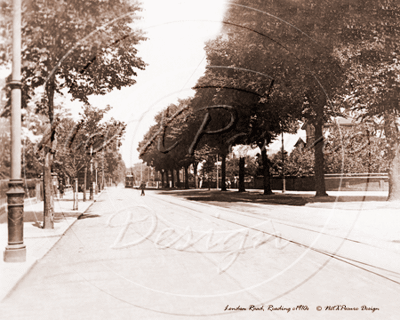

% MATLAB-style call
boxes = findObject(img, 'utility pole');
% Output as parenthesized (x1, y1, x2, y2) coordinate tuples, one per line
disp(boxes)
(216, 154, 219, 189)
(4, 0, 26, 262)
(282, 132, 286, 193)
(85, 132, 118, 193)
(95, 163, 98, 195)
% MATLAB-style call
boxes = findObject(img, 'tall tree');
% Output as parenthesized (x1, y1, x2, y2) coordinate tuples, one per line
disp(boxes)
(206, 0, 346, 196)
(335, 0, 400, 200)
(1, 0, 146, 226)
(197, 33, 301, 195)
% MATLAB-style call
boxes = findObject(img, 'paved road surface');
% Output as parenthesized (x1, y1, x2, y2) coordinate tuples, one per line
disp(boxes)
(1, 187, 399, 319)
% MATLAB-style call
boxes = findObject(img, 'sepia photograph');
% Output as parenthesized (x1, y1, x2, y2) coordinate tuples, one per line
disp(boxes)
(0, 0, 399, 319)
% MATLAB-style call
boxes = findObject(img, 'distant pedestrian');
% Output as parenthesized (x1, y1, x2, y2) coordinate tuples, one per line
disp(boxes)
(59, 182, 64, 199)
(140, 181, 146, 196)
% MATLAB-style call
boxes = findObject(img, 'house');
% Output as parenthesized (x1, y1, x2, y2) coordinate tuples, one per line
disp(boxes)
(301, 117, 355, 148)
(293, 137, 306, 152)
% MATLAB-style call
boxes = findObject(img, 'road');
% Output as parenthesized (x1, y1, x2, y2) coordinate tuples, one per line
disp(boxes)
(1, 187, 399, 320)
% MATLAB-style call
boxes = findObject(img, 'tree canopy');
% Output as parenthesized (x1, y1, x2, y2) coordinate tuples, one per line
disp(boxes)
(1, 0, 147, 223)
(1, 0, 147, 117)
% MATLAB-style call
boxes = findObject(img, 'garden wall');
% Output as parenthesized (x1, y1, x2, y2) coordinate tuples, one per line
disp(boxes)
(0, 179, 42, 215)
(254, 174, 388, 192)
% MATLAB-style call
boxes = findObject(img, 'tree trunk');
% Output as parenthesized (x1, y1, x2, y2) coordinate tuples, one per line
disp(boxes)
(221, 153, 227, 191)
(385, 113, 400, 201)
(170, 169, 174, 188)
(193, 162, 198, 188)
(261, 148, 273, 195)
(176, 168, 181, 188)
(238, 157, 245, 192)
(164, 171, 168, 188)
(73, 178, 78, 210)
(43, 152, 54, 228)
(43, 79, 56, 228)
(387, 141, 400, 201)
(314, 118, 328, 197)
(88, 165, 93, 200)
(184, 166, 189, 189)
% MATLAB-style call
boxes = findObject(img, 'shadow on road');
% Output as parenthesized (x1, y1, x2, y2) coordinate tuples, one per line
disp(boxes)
(78, 214, 101, 220)
(0, 210, 83, 225)
(157, 189, 388, 206)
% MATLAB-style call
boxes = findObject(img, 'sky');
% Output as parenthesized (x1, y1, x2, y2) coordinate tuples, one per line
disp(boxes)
(65, 0, 229, 167)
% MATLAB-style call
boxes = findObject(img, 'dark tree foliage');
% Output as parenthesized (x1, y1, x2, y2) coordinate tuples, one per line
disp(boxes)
(0, 0, 146, 220)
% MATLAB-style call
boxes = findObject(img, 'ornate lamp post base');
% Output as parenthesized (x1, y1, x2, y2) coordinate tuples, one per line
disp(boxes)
(4, 179, 26, 262)
(4, 244, 26, 262)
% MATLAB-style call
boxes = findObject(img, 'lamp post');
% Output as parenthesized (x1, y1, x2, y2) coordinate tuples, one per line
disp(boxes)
(94, 160, 98, 195)
(89, 145, 93, 200)
(151, 161, 154, 185)
(101, 150, 105, 190)
(4, 0, 26, 262)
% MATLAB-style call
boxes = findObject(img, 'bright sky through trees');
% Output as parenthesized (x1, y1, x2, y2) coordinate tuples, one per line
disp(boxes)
(0, 0, 227, 167)
(73, 0, 228, 167)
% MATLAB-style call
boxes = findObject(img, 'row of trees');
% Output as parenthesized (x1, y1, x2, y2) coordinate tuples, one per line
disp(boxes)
(52, 104, 126, 203)
(0, 0, 147, 226)
(139, 0, 400, 201)
(138, 115, 388, 189)
(1, 103, 126, 205)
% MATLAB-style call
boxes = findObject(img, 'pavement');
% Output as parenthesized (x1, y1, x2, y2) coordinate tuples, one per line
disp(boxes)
(0, 190, 102, 302)
(0, 187, 399, 319)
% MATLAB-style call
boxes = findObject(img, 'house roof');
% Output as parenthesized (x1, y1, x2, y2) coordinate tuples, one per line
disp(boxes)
(294, 137, 306, 147)
(268, 130, 307, 155)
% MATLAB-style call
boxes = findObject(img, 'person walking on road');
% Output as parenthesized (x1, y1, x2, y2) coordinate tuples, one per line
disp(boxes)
(140, 181, 146, 196)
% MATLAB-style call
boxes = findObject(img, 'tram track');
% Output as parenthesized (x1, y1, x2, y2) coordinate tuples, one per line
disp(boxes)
(143, 192, 400, 286)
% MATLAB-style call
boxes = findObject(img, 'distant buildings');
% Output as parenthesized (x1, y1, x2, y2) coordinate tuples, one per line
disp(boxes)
(293, 137, 306, 152)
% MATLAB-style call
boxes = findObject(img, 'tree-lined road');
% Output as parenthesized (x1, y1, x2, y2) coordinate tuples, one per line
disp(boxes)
(1, 187, 399, 319)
